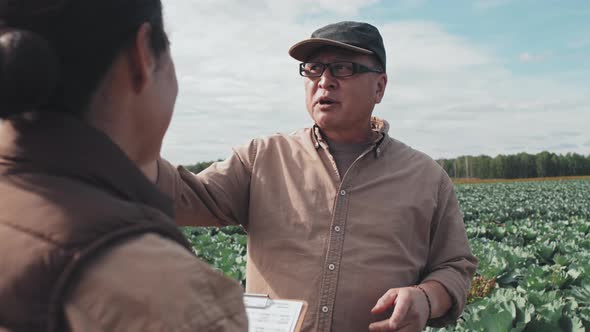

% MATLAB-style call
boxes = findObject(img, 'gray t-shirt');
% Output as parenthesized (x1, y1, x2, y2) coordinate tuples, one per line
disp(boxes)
(326, 138, 373, 178)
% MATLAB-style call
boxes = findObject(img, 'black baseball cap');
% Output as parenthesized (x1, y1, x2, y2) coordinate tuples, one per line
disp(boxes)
(289, 21, 386, 71)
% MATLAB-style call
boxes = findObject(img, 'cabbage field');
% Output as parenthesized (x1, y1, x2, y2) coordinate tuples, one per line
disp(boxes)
(183, 178, 590, 332)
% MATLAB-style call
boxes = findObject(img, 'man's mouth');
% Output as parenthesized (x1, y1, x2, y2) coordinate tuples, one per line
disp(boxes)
(317, 97, 337, 106)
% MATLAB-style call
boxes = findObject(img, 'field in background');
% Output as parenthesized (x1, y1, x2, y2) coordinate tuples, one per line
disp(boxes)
(453, 175, 590, 184)
(428, 179, 590, 331)
(183, 178, 590, 332)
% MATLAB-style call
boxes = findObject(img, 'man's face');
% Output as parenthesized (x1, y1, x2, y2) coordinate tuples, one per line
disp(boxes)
(304, 48, 387, 140)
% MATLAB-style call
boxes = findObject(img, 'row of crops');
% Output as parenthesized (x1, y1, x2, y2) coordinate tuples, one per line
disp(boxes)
(182, 179, 590, 332)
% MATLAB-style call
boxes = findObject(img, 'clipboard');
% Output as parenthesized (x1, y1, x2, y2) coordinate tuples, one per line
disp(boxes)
(244, 293, 308, 332)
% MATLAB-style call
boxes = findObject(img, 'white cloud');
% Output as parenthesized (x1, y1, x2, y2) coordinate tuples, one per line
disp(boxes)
(567, 36, 590, 49)
(519, 52, 549, 63)
(474, 0, 513, 10)
(159, 0, 590, 165)
(306, 0, 381, 15)
(383, 22, 491, 71)
(519, 52, 533, 62)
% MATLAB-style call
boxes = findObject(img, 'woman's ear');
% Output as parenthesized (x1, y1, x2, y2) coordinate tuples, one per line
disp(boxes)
(127, 23, 157, 93)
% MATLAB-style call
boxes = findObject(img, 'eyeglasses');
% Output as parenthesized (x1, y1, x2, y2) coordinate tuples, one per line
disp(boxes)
(299, 61, 384, 78)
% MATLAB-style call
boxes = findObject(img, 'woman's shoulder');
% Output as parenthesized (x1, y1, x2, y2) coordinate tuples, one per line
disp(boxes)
(64, 233, 247, 331)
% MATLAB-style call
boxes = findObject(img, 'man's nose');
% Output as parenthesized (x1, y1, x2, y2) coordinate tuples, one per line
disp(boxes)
(318, 67, 337, 89)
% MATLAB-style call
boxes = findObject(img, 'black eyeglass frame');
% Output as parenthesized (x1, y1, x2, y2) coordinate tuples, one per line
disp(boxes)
(299, 61, 384, 78)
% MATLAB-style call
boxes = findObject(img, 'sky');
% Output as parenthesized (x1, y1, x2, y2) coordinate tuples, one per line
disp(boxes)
(161, 0, 590, 165)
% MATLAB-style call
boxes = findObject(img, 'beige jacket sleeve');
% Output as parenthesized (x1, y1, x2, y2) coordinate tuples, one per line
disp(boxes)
(422, 171, 478, 327)
(64, 233, 248, 332)
(156, 142, 255, 228)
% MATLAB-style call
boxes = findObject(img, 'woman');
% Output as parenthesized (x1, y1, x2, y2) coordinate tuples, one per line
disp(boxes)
(0, 1, 247, 331)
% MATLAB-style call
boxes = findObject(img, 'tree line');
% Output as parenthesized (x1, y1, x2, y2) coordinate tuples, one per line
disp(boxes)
(183, 152, 590, 179)
(437, 152, 590, 179)
(184, 160, 220, 174)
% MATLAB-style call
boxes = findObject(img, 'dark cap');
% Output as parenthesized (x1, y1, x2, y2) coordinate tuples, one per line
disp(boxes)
(289, 21, 386, 71)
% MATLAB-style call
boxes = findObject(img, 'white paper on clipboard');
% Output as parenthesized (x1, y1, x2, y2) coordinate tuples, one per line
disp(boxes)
(244, 293, 305, 332)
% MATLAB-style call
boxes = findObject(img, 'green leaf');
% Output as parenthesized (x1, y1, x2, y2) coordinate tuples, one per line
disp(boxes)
(480, 308, 514, 331)
(559, 314, 585, 332)
(569, 284, 590, 306)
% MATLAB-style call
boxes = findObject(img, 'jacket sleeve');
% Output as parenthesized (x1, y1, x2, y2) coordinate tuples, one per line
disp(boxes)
(64, 233, 248, 332)
(421, 171, 478, 327)
(156, 140, 257, 228)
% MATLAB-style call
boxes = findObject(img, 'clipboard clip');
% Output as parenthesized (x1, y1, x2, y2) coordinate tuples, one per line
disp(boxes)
(244, 293, 273, 308)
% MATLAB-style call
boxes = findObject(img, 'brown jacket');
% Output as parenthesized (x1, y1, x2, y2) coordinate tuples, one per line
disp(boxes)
(158, 118, 478, 332)
(0, 112, 247, 332)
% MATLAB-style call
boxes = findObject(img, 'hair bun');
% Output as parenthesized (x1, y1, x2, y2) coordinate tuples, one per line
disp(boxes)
(0, 28, 59, 117)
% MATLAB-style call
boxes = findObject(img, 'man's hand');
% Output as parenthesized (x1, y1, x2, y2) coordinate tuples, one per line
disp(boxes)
(369, 286, 429, 332)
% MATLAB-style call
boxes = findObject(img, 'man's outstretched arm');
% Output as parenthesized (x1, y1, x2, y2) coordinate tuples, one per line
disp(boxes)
(142, 141, 257, 228)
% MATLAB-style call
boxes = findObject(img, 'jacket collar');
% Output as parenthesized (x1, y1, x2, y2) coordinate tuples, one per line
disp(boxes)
(0, 111, 174, 218)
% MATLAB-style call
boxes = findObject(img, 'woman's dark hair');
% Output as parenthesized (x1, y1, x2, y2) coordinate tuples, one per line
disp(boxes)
(0, 0, 169, 118)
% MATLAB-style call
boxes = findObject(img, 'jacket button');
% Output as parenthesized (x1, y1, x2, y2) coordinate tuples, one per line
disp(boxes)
(340, 190, 346, 196)
(322, 306, 329, 313)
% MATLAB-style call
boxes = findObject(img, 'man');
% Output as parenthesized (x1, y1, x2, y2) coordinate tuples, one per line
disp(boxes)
(156, 21, 477, 332)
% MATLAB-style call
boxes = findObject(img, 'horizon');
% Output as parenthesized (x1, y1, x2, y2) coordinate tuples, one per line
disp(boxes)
(181, 150, 590, 167)
(161, 0, 590, 165)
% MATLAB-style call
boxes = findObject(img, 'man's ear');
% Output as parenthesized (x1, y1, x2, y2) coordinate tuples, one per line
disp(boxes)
(127, 23, 156, 93)
(374, 73, 387, 104)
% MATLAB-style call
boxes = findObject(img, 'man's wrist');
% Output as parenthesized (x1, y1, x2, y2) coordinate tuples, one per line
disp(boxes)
(417, 280, 454, 321)
(413, 284, 432, 321)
